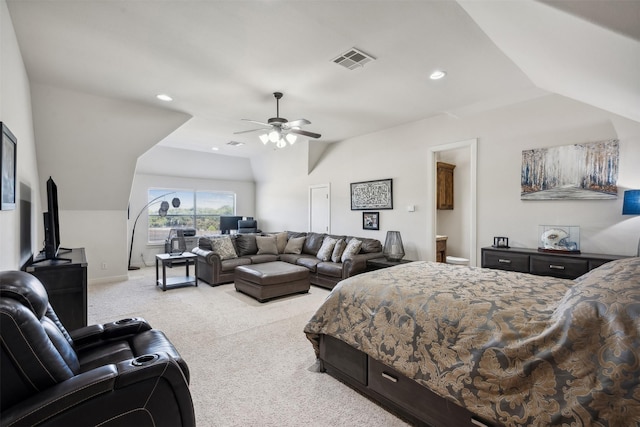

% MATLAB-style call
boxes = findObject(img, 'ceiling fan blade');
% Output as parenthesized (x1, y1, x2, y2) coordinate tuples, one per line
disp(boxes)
(233, 127, 270, 135)
(289, 128, 321, 139)
(285, 118, 311, 128)
(241, 119, 271, 127)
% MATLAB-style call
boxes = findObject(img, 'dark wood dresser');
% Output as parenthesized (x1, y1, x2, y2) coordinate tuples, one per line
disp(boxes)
(481, 246, 626, 280)
(25, 248, 88, 329)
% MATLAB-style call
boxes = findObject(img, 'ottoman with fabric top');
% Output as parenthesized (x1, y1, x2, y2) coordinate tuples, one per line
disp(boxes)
(234, 261, 310, 302)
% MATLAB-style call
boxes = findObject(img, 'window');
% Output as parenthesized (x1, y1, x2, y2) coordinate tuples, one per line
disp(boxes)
(147, 189, 235, 243)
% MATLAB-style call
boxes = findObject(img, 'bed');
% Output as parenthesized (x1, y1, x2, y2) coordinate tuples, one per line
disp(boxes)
(304, 257, 640, 426)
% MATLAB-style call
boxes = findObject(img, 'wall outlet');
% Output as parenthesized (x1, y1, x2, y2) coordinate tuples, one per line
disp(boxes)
(101, 262, 107, 270)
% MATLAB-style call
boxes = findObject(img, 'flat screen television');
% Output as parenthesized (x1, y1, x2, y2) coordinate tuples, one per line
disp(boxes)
(219, 215, 243, 234)
(34, 177, 70, 263)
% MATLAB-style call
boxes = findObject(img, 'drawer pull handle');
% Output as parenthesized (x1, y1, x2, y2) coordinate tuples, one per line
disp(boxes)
(381, 372, 398, 383)
(549, 264, 565, 270)
(498, 259, 511, 264)
(471, 419, 489, 427)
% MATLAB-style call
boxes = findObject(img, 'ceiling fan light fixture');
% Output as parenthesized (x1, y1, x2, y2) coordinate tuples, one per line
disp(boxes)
(285, 133, 297, 145)
(276, 139, 287, 148)
(259, 134, 269, 144)
(268, 129, 280, 143)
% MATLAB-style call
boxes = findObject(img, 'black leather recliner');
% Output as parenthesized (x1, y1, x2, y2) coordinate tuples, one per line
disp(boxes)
(0, 270, 195, 427)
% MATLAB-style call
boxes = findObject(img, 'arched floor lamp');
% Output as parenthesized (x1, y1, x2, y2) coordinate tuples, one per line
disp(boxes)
(128, 193, 180, 270)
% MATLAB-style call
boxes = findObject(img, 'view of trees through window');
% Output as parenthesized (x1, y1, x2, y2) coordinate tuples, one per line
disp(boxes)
(147, 189, 235, 242)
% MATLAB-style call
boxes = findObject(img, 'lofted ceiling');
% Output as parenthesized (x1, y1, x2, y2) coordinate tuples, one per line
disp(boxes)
(6, 0, 640, 159)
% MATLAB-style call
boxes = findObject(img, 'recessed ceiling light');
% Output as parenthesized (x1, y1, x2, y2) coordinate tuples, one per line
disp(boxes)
(430, 70, 447, 80)
(156, 94, 173, 102)
(211, 147, 219, 151)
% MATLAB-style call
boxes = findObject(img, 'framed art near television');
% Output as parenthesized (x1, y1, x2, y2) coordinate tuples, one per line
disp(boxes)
(362, 212, 379, 230)
(350, 178, 393, 210)
(1, 122, 17, 211)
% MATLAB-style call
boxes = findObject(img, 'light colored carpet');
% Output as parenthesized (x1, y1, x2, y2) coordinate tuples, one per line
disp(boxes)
(88, 267, 409, 426)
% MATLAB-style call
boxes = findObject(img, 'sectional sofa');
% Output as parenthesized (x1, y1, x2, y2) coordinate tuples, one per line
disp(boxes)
(191, 231, 383, 289)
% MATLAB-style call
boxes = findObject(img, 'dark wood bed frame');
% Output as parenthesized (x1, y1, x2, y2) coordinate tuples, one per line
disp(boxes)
(319, 334, 494, 427)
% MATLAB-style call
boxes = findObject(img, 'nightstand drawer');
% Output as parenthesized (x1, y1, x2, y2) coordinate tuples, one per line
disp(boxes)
(482, 251, 529, 273)
(530, 256, 588, 279)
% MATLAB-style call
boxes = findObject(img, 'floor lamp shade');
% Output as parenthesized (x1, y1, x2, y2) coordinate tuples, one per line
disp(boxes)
(383, 231, 405, 261)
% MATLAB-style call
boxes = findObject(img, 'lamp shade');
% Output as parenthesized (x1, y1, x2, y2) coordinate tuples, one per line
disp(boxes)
(383, 231, 405, 261)
(622, 190, 640, 215)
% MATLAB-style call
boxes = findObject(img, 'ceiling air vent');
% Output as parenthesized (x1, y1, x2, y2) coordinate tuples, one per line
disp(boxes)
(333, 48, 375, 70)
(227, 141, 244, 147)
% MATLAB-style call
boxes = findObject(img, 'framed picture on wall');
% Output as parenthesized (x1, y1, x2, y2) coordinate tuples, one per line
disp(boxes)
(350, 178, 393, 210)
(1, 122, 17, 211)
(362, 212, 379, 230)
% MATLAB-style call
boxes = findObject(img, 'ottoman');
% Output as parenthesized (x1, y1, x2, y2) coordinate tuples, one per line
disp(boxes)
(234, 261, 310, 302)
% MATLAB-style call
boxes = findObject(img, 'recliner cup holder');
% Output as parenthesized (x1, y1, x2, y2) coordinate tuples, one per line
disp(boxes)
(132, 354, 160, 366)
(115, 318, 135, 324)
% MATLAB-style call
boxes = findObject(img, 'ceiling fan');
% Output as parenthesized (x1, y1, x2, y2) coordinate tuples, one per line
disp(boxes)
(234, 92, 321, 148)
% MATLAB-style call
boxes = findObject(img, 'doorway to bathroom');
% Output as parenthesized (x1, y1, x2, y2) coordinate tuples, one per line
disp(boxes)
(426, 139, 477, 265)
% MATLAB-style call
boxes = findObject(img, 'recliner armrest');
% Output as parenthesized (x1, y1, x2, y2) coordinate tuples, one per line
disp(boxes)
(1, 353, 194, 427)
(70, 317, 151, 350)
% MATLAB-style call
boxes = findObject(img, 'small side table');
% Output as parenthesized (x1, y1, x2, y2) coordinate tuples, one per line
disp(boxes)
(155, 252, 198, 291)
(366, 257, 413, 272)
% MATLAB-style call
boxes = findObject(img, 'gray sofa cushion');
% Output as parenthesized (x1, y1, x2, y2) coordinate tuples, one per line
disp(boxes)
(235, 234, 258, 256)
(220, 257, 251, 272)
(317, 262, 343, 278)
(296, 256, 321, 272)
(348, 236, 382, 253)
(303, 232, 326, 255)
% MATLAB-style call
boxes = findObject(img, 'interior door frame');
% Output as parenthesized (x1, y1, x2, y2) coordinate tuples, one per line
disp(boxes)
(426, 138, 478, 265)
(308, 183, 331, 233)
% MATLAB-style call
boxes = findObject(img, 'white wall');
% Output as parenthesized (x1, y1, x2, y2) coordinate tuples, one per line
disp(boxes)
(253, 94, 640, 264)
(0, 0, 41, 270)
(129, 172, 255, 268)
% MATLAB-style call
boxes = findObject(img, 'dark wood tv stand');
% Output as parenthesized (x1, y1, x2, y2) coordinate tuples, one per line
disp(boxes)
(25, 247, 88, 330)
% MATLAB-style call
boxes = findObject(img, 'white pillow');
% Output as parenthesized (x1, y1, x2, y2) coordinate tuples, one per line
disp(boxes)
(316, 237, 338, 262)
(341, 238, 362, 262)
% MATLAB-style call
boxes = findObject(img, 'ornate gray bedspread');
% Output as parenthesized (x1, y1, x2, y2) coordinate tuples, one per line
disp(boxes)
(304, 258, 640, 426)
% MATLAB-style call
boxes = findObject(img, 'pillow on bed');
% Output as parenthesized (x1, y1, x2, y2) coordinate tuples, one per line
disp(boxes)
(210, 236, 238, 260)
(553, 257, 640, 324)
(316, 237, 338, 262)
(341, 238, 362, 262)
(331, 239, 346, 263)
(284, 236, 306, 254)
(256, 235, 278, 255)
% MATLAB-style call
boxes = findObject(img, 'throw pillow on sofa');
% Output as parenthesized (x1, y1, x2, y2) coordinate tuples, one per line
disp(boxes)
(256, 235, 278, 255)
(331, 239, 346, 263)
(341, 238, 362, 262)
(284, 236, 306, 254)
(268, 232, 288, 253)
(316, 237, 338, 262)
(211, 236, 238, 260)
(235, 234, 258, 256)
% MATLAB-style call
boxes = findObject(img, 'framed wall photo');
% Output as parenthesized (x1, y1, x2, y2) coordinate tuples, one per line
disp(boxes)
(350, 178, 393, 210)
(1, 122, 17, 211)
(362, 212, 379, 230)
